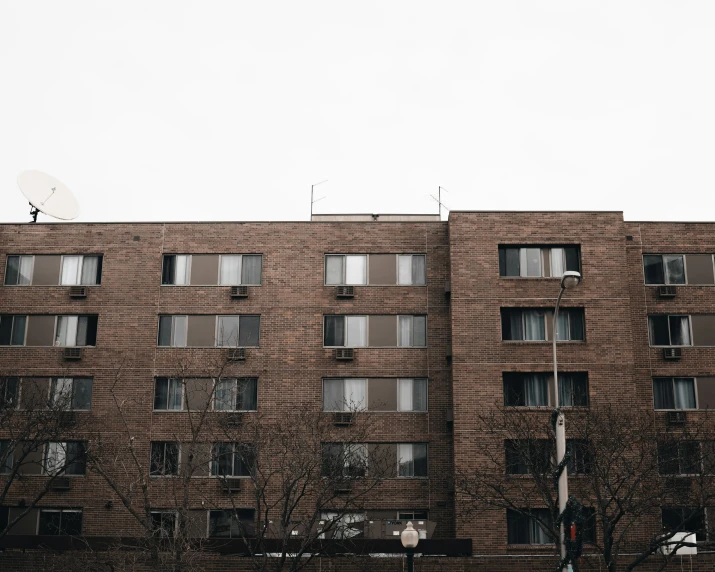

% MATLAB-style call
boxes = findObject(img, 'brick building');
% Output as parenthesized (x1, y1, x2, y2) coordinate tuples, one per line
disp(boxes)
(1, 211, 714, 566)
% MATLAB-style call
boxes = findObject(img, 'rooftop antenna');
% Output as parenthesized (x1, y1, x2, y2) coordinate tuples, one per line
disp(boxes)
(311, 179, 328, 220)
(17, 171, 80, 223)
(429, 186, 450, 220)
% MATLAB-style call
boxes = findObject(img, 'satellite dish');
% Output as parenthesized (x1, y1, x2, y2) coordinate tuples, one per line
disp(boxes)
(17, 170, 80, 222)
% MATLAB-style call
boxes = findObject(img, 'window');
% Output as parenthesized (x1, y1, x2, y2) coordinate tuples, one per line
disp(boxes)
(648, 315, 692, 346)
(209, 509, 255, 538)
(499, 246, 580, 278)
(661, 508, 706, 541)
(4, 255, 33, 285)
(216, 316, 261, 347)
(323, 315, 426, 347)
(644, 254, 715, 285)
(505, 440, 552, 475)
(325, 254, 426, 286)
(321, 443, 368, 478)
(210, 443, 256, 477)
(44, 442, 87, 475)
(0, 315, 27, 346)
(38, 509, 82, 535)
(397, 443, 428, 477)
(218, 255, 262, 285)
(558, 373, 590, 407)
(60, 255, 102, 285)
(397, 255, 426, 285)
(503, 373, 549, 407)
(0, 377, 19, 409)
(319, 512, 365, 539)
(501, 308, 584, 341)
(158, 316, 188, 347)
(214, 378, 258, 411)
(1, 440, 13, 474)
(54, 316, 98, 347)
(397, 511, 429, 521)
(49, 378, 92, 410)
(150, 442, 180, 476)
(154, 378, 183, 411)
(567, 439, 592, 475)
(150, 511, 177, 538)
(653, 378, 697, 410)
(658, 441, 701, 475)
(322, 378, 427, 412)
(162, 255, 191, 285)
(507, 509, 553, 545)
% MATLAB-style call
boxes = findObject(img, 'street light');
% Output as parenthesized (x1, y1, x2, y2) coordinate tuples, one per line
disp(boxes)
(400, 521, 419, 572)
(553, 270, 581, 571)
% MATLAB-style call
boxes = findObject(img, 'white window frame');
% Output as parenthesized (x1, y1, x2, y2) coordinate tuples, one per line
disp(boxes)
(397, 254, 427, 286)
(397, 443, 428, 478)
(4, 255, 35, 286)
(648, 315, 693, 347)
(213, 378, 258, 412)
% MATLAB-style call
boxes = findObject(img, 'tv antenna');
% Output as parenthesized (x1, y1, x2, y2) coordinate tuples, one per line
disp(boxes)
(17, 171, 80, 223)
(310, 179, 328, 219)
(429, 186, 450, 220)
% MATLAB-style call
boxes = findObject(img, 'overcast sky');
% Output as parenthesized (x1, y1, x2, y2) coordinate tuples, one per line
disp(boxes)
(1, 1, 714, 223)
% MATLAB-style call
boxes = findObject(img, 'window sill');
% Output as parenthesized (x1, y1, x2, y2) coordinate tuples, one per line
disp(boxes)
(152, 409, 258, 413)
(502, 340, 585, 344)
(499, 276, 566, 281)
(160, 284, 262, 287)
(323, 410, 428, 414)
(157, 346, 260, 349)
(324, 284, 427, 288)
(323, 346, 428, 349)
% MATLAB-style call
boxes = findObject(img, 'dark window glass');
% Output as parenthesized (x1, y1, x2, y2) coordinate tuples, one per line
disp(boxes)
(567, 309, 584, 341)
(659, 441, 700, 475)
(154, 378, 168, 410)
(501, 309, 522, 340)
(162, 256, 176, 285)
(209, 509, 255, 538)
(0, 377, 20, 409)
(661, 508, 706, 541)
(321, 443, 344, 477)
(564, 247, 580, 272)
(158, 316, 172, 346)
(664, 255, 686, 285)
(413, 443, 428, 477)
(559, 373, 589, 407)
(65, 442, 87, 475)
(324, 316, 345, 346)
(506, 440, 551, 475)
(582, 508, 596, 543)
(0, 506, 8, 532)
(413, 316, 427, 347)
(150, 442, 179, 476)
(498, 247, 521, 277)
(507, 509, 552, 544)
(241, 256, 262, 285)
(0, 315, 12, 345)
(10, 316, 26, 346)
(71, 379, 92, 410)
(238, 316, 260, 347)
(567, 439, 592, 475)
(237, 378, 257, 410)
(644, 255, 665, 284)
(150, 512, 176, 538)
(39, 510, 82, 535)
(5, 256, 20, 285)
(653, 378, 675, 409)
(649, 316, 670, 346)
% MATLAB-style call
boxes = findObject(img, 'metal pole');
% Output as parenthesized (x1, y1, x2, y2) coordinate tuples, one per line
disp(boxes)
(406, 547, 414, 572)
(553, 286, 568, 571)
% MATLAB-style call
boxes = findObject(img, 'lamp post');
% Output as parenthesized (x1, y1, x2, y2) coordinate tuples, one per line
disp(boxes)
(553, 270, 582, 571)
(400, 521, 419, 572)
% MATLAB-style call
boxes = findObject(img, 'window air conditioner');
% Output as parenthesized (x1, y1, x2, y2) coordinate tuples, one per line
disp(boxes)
(222, 478, 242, 493)
(336, 286, 355, 298)
(334, 348, 354, 361)
(658, 286, 677, 298)
(666, 411, 687, 425)
(63, 347, 83, 360)
(51, 477, 72, 491)
(69, 286, 88, 298)
(333, 412, 354, 426)
(662, 348, 682, 360)
(228, 348, 246, 361)
(230, 286, 249, 298)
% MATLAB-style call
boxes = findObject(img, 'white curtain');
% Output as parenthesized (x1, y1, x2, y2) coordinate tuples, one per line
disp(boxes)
(51, 378, 73, 409)
(325, 256, 344, 285)
(555, 311, 570, 341)
(551, 248, 565, 277)
(523, 311, 545, 341)
(168, 379, 183, 410)
(219, 255, 241, 285)
(345, 255, 367, 285)
(80, 256, 99, 285)
(214, 379, 235, 410)
(45, 442, 66, 475)
(530, 516, 550, 544)
(60, 256, 82, 285)
(344, 379, 366, 410)
(18, 256, 33, 285)
(524, 375, 548, 406)
(398, 443, 413, 476)
(175, 255, 190, 285)
(346, 316, 367, 347)
(172, 316, 188, 347)
(674, 378, 696, 409)
(55, 316, 78, 346)
(398, 316, 413, 346)
(398, 255, 412, 285)
(217, 317, 239, 347)
(678, 316, 691, 346)
(398, 379, 413, 411)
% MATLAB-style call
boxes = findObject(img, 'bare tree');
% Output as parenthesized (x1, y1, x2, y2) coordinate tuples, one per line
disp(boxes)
(0, 372, 89, 540)
(455, 403, 715, 572)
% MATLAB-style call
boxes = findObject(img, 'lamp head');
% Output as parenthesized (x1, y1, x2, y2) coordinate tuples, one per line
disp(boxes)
(561, 270, 582, 290)
(400, 521, 420, 549)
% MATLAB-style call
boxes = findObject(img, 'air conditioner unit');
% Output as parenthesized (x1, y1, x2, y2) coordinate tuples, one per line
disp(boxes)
(51, 477, 71, 491)
(63, 347, 83, 360)
(663, 348, 682, 360)
(228, 348, 246, 361)
(336, 286, 355, 298)
(230, 285, 249, 298)
(658, 285, 677, 298)
(667, 411, 687, 425)
(59, 411, 77, 427)
(659, 531, 697, 555)
(333, 412, 354, 426)
(69, 286, 87, 298)
(222, 478, 242, 493)
(333, 486, 352, 495)
(334, 348, 354, 361)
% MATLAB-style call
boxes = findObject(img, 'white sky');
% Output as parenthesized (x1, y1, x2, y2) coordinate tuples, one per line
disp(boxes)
(1, 1, 714, 223)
